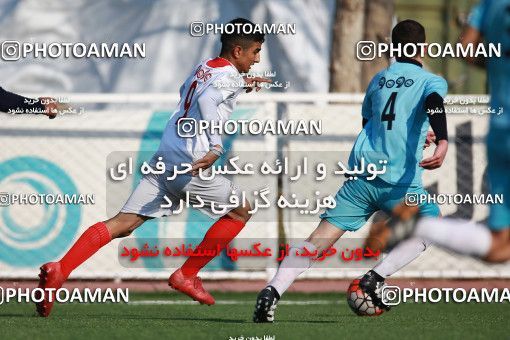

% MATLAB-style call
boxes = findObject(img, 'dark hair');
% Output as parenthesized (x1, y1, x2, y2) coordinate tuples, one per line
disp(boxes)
(391, 19, 426, 46)
(220, 18, 265, 54)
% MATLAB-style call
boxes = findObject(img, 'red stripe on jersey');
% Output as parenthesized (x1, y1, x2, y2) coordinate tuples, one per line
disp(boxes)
(206, 57, 232, 68)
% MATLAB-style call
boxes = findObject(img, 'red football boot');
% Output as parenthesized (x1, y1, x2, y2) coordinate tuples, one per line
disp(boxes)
(168, 269, 215, 305)
(35, 262, 66, 317)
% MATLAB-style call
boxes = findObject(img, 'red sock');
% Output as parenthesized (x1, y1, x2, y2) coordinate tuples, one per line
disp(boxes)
(180, 216, 246, 277)
(59, 222, 111, 278)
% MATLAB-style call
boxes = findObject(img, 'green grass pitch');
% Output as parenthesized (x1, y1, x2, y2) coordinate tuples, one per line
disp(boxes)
(1, 292, 507, 339)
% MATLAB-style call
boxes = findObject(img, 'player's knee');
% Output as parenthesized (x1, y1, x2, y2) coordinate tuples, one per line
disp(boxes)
(241, 203, 252, 223)
(483, 230, 510, 263)
(227, 205, 251, 223)
(108, 224, 134, 239)
(117, 222, 143, 238)
(232, 211, 251, 223)
(105, 213, 145, 239)
(490, 230, 509, 248)
(483, 249, 507, 263)
(115, 229, 133, 238)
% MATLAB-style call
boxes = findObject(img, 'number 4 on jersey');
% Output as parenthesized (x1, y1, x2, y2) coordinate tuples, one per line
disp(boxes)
(381, 92, 397, 130)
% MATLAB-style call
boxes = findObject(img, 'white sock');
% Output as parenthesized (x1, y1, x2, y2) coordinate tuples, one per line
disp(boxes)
(373, 237, 430, 278)
(415, 217, 492, 257)
(267, 241, 317, 297)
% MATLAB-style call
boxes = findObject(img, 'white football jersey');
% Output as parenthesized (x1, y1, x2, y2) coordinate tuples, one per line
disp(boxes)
(154, 57, 245, 169)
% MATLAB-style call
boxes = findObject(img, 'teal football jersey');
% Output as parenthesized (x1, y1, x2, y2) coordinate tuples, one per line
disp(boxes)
(348, 61, 448, 186)
(469, 0, 510, 129)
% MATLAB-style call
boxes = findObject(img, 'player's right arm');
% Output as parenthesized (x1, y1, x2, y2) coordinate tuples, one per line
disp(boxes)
(361, 74, 380, 128)
(419, 76, 449, 170)
(0, 87, 57, 119)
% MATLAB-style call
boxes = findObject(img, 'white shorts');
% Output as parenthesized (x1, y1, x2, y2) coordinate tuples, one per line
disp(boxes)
(121, 172, 241, 219)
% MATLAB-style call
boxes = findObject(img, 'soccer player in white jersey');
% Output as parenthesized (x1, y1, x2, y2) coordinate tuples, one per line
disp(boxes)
(35, 18, 268, 317)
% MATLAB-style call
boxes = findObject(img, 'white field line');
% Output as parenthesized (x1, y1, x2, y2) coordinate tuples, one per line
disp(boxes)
(129, 300, 344, 305)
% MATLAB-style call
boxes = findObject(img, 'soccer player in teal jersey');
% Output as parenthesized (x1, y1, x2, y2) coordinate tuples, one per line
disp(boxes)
(376, 0, 510, 262)
(253, 20, 450, 322)
(348, 56, 447, 189)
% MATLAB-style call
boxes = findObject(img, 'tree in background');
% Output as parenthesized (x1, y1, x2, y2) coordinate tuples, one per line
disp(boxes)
(330, 0, 394, 92)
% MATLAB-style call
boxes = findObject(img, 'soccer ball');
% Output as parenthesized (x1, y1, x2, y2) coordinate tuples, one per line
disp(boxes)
(346, 279, 384, 316)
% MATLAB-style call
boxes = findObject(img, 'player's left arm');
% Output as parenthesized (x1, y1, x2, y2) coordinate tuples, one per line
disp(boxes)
(0, 87, 58, 119)
(419, 92, 448, 170)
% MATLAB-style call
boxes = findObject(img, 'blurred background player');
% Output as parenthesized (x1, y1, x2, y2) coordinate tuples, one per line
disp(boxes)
(0, 86, 60, 119)
(376, 0, 510, 263)
(35, 17, 269, 317)
(253, 19, 450, 323)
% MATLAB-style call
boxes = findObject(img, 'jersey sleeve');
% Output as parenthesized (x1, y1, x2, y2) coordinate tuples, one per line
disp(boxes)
(361, 93, 373, 120)
(361, 74, 380, 120)
(0, 86, 46, 114)
(197, 85, 225, 151)
(424, 76, 448, 99)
